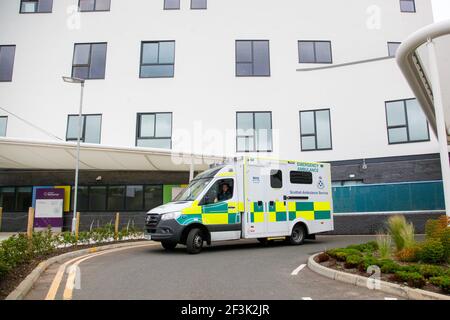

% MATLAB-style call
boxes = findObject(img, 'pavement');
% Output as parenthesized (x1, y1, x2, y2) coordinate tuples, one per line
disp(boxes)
(23, 235, 405, 300)
(0, 233, 16, 242)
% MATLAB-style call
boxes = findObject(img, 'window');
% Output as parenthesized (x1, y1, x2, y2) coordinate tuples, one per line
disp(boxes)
(164, 0, 180, 10)
(79, 0, 111, 12)
(107, 186, 125, 211)
(385, 99, 429, 144)
(300, 109, 332, 151)
(298, 41, 332, 64)
(136, 113, 172, 149)
(270, 170, 283, 189)
(66, 114, 102, 144)
(0, 187, 32, 212)
(72, 185, 163, 212)
(236, 40, 270, 77)
(126, 185, 144, 211)
(290, 171, 313, 185)
(144, 185, 163, 210)
(0, 46, 16, 82)
(140, 41, 175, 78)
(0, 117, 7, 136)
(191, 0, 207, 9)
(20, 0, 53, 13)
(72, 43, 107, 80)
(388, 42, 401, 57)
(400, 0, 415, 12)
(89, 186, 107, 211)
(236, 112, 272, 152)
(201, 179, 234, 205)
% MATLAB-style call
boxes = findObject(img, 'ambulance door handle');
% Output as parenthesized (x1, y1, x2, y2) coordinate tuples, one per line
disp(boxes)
(228, 206, 236, 209)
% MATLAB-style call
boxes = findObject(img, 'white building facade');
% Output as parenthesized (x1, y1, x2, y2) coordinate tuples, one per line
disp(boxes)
(0, 0, 446, 233)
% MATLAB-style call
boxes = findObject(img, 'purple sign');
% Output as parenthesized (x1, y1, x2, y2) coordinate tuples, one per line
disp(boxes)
(34, 188, 64, 230)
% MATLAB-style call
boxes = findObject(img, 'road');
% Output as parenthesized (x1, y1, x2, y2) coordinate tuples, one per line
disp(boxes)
(25, 235, 402, 300)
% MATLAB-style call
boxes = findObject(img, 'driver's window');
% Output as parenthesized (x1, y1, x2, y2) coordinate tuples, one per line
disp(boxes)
(201, 179, 234, 205)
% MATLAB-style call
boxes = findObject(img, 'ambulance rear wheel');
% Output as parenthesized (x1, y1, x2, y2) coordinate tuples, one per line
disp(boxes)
(289, 224, 306, 245)
(161, 241, 177, 250)
(186, 228, 204, 254)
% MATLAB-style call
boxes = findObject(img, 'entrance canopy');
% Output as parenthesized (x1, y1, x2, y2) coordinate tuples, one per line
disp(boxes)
(396, 19, 450, 145)
(0, 137, 228, 172)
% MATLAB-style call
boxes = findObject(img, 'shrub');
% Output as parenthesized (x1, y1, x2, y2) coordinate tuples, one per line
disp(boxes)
(418, 239, 446, 264)
(429, 276, 450, 293)
(358, 255, 380, 273)
(387, 215, 415, 252)
(0, 260, 10, 280)
(418, 264, 445, 279)
(425, 216, 450, 262)
(316, 252, 330, 263)
(346, 241, 379, 253)
(393, 271, 426, 288)
(379, 260, 401, 274)
(326, 248, 361, 261)
(344, 254, 363, 269)
(396, 245, 420, 263)
(376, 234, 392, 259)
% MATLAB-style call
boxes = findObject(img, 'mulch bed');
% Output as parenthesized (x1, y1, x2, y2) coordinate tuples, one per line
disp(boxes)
(314, 254, 448, 296)
(0, 239, 145, 300)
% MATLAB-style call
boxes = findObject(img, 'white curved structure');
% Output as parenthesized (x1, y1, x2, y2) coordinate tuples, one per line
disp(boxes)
(397, 19, 450, 216)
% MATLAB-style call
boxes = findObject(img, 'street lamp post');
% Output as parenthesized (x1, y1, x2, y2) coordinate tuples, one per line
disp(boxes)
(63, 76, 85, 232)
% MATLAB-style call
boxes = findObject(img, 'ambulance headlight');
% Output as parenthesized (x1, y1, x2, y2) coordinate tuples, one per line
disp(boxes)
(161, 212, 181, 221)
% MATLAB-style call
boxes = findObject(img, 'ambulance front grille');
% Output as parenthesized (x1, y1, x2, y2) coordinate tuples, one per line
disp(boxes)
(145, 214, 161, 227)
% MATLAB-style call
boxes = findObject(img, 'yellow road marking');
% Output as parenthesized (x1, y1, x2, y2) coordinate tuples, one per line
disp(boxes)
(45, 242, 156, 300)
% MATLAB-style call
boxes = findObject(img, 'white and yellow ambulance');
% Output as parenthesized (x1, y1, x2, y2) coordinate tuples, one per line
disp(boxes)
(144, 157, 334, 254)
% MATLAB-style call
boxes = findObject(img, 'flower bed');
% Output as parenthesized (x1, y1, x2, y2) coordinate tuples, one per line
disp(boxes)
(315, 215, 450, 296)
(0, 225, 143, 299)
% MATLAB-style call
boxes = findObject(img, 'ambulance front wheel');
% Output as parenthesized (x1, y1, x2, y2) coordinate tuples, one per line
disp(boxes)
(186, 228, 204, 254)
(289, 224, 306, 245)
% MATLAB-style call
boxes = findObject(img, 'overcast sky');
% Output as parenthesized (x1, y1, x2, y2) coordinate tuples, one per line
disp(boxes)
(433, 0, 450, 21)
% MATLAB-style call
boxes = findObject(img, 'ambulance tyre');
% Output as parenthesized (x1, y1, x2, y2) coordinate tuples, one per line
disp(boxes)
(161, 240, 177, 250)
(289, 224, 306, 245)
(186, 228, 204, 254)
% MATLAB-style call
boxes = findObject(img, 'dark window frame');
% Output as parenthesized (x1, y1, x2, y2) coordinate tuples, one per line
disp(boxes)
(0, 116, 8, 137)
(385, 98, 430, 145)
(71, 42, 108, 80)
(71, 184, 163, 212)
(290, 171, 313, 185)
(299, 109, 333, 152)
(191, 0, 207, 10)
(400, 0, 416, 13)
(0, 45, 16, 82)
(136, 112, 173, 149)
(270, 170, 283, 189)
(19, 0, 53, 13)
(139, 41, 176, 79)
(0, 186, 33, 212)
(298, 40, 333, 64)
(66, 114, 102, 144)
(78, 0, 111, 12)
(236, 111, 273, 153)
(235, 40, 271, 77)
(387, 42, 401, 57)
(164, 0, 180, 10)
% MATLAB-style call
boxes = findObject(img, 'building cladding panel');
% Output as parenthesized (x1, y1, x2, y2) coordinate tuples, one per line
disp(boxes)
(0, 1, 446, 232)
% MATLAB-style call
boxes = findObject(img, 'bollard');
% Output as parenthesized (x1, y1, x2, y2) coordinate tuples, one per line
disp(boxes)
(115, 212, 120, 241)
(75, 212, 80, 242)
(27, 207, 35, 239)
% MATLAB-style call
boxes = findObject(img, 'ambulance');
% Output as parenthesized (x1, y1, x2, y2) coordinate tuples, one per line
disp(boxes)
(144, 157, 334, 254)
